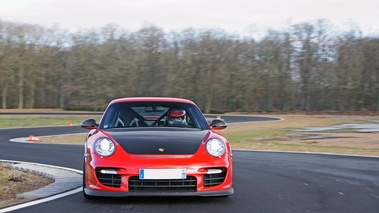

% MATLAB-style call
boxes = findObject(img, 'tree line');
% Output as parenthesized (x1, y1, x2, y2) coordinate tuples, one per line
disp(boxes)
(0, 19, 378, 113)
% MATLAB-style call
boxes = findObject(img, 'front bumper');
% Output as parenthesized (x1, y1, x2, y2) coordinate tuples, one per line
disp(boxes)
(85, 166, 233, 197)
(84, 145, 233, 197)
(84, 187, 234, 197)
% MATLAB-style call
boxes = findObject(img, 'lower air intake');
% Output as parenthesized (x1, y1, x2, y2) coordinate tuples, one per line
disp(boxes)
(96, 169, 121, 188)
(128, 176, 197, 192)
(204, 168, 227, 187)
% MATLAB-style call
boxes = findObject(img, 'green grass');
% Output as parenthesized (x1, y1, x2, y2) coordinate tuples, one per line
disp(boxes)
(228, 129, 291, 143)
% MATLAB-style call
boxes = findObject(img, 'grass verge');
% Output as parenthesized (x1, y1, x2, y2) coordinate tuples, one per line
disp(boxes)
(2, 113, 379, 156)
(0, 114, 102, 128)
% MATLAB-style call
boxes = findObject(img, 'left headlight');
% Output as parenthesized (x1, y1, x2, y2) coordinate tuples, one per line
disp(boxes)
(94, 138, 115, 157)
(206, 138, 226, 157)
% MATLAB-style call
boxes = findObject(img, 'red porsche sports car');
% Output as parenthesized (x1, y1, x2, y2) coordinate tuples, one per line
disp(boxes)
(80, 97, 233, 198)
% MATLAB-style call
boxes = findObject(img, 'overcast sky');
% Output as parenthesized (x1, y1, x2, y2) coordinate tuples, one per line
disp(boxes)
(1, 0, 378, 34)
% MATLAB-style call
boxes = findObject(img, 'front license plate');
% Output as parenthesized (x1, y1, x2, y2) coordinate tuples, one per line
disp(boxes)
(139, 169, 186, 179)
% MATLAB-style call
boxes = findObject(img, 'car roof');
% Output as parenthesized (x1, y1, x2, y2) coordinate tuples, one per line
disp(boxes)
(110, 97, 195, 105)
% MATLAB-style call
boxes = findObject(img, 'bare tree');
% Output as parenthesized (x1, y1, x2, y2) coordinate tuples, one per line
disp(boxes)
(0, 19, 378, 113)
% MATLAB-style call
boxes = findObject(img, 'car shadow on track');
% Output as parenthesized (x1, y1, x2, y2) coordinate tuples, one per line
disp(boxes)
(83, 196, 231, 205)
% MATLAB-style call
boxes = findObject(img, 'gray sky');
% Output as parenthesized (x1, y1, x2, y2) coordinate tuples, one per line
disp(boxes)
(0, 0, 378, 34)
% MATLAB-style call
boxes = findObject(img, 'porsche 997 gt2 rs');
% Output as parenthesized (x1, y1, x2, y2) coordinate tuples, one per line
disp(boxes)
(80, 97, 233, 198)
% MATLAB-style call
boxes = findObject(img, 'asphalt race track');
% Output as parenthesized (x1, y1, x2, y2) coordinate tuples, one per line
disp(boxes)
(1, 115, 378, 213)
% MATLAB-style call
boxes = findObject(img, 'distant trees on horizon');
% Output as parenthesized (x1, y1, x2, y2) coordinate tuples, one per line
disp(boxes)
(0, 19, 378, 113)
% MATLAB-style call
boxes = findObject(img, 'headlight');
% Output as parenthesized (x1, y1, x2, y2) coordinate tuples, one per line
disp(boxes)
(206, 138, 226, 157)
(94, 138, 115, 157)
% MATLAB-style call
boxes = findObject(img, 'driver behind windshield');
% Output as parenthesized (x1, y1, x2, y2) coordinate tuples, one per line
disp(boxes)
(167, 108, 187, 126)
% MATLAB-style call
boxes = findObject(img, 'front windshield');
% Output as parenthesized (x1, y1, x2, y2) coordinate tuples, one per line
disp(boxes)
(100, 102, 209, 130)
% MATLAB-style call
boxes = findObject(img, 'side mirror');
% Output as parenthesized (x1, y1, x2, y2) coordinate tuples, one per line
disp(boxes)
(209, 119, 227, 130)
(80, 119, 98, 130)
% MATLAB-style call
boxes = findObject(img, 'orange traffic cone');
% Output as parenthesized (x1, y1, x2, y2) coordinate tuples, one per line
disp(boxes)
(28, 135, 40, 142)
(66, 122, 73, 126)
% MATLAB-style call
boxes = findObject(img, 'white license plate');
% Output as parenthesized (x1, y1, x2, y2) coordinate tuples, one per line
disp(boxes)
(139, 169, 186, 179)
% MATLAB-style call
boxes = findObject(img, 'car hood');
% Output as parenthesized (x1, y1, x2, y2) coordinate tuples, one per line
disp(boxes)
(104, 128, 209, 154)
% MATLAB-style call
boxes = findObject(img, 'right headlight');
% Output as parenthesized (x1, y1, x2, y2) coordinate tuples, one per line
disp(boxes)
(94, 138, 115, 157)
(206, 138, 226, 157)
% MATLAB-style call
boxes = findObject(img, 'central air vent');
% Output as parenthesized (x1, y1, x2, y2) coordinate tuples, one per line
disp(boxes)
(96, 168, 121, 188)
(204, 168, 227, 187)
(128, 176, 197, 192)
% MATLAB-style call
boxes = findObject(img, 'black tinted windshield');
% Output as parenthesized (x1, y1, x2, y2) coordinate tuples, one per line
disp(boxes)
(100, 102, 209, 130)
